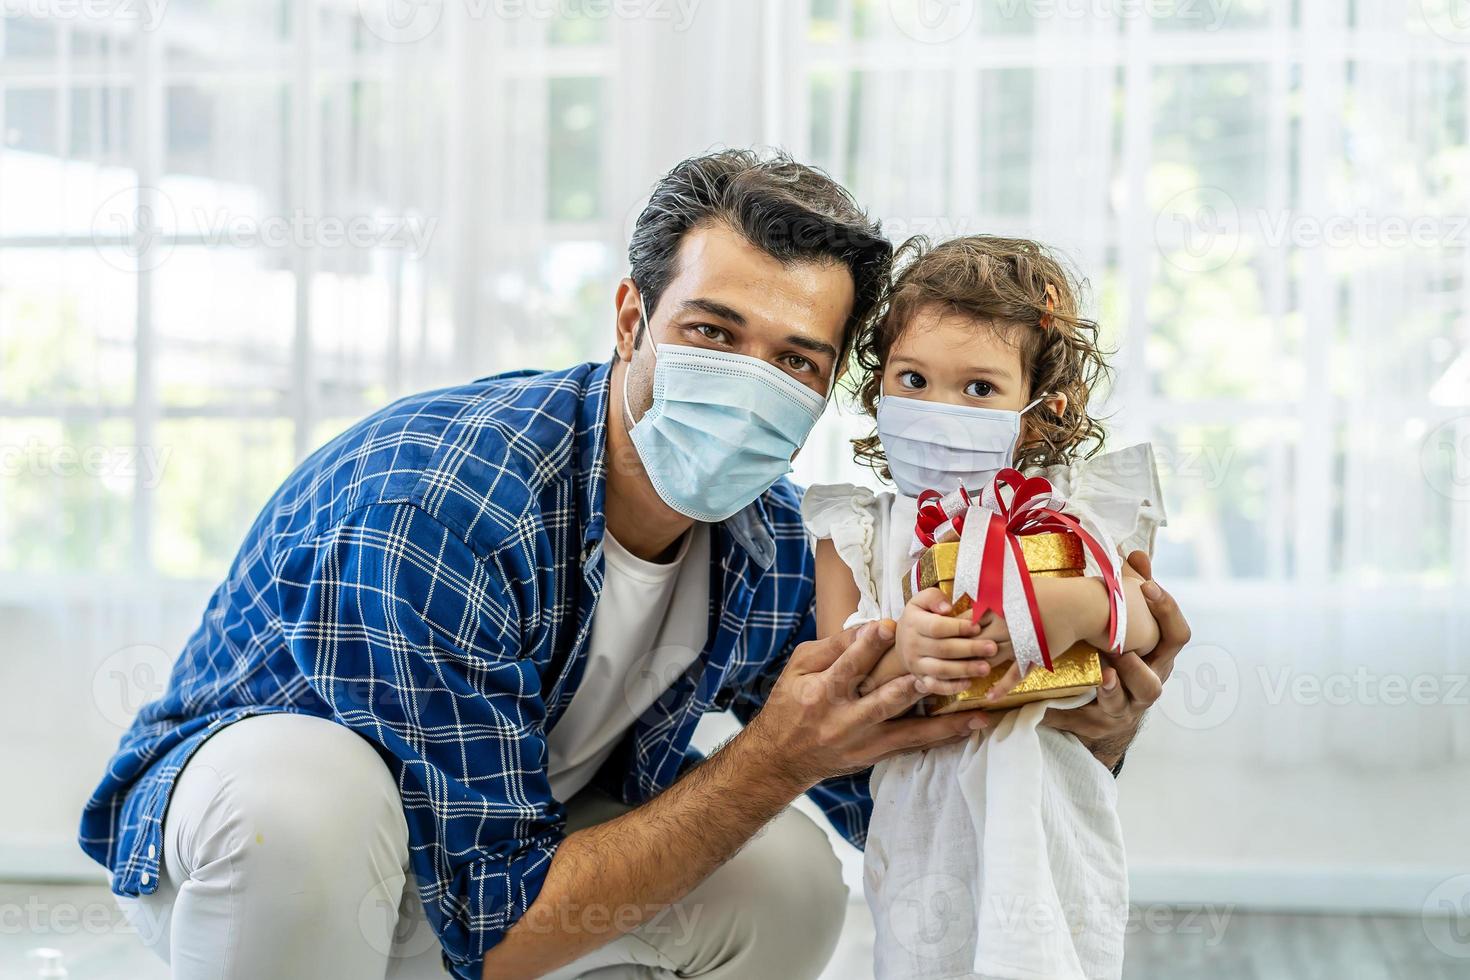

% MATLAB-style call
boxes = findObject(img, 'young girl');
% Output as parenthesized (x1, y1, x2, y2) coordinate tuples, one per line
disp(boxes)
(802, 237, 1167, 980)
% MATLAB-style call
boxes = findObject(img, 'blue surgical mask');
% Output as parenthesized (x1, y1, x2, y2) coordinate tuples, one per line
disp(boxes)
(876, 388, 1045, 498)
(623, 303, 829, 522)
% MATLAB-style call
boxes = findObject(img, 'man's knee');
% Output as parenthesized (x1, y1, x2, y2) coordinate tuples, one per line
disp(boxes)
(172, 713, 409, 888)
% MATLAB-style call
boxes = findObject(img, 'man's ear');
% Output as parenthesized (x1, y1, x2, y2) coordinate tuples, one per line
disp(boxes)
(1045, 392, 1068, 418)
(613, 278, 644, 362)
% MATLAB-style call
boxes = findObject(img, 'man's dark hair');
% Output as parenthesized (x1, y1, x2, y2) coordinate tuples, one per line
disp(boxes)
(627, 149, 892, 358)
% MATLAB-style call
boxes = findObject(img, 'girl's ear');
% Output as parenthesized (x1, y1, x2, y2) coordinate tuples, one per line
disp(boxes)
(1020, 391, 1069, 448)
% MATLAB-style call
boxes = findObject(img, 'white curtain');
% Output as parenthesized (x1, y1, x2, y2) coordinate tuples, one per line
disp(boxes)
(3, 0, 1469, 898)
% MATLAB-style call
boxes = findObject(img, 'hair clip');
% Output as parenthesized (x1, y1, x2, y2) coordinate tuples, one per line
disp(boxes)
(1040, 283, 1059, 330)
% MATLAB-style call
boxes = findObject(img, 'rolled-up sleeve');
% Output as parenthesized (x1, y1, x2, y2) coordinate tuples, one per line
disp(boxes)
(280, 501, 561, 979)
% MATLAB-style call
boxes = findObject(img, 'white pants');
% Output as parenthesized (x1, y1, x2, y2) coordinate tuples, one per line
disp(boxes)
(117, 713, 848, 980)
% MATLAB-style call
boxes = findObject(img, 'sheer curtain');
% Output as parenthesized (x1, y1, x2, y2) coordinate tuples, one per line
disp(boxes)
(3, 0, 1468, 900)
(779, 0, 1470, 897)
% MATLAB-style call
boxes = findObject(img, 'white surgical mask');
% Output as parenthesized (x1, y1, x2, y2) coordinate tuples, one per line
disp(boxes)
(876, 388, 1045, 498)
(623, 302, 830, 522)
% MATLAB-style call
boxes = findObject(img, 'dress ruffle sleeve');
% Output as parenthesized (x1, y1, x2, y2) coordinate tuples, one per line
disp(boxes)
(1038, 442, 1167, 560)
(801, 483, 885, 628)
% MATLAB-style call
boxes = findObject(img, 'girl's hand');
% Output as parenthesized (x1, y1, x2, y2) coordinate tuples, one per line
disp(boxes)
(896, 588, 1006, 697)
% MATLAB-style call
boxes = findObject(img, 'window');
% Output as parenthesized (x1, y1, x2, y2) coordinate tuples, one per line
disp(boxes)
(0, 3, 624, 581)
(783, 0, 1470, 591)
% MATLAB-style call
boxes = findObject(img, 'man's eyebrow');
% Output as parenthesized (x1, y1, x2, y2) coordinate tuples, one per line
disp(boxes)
(678, 298, 839, 361)
(786, 334, 839, 361)
(679, 297, 746, 325)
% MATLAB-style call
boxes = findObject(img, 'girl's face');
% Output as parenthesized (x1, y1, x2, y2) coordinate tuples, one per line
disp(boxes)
(881, 304, 1031, 411)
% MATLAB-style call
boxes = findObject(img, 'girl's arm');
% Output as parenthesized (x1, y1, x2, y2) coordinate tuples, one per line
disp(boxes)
(1022, 563, 1161, 660)
(813, 537, 862, 640)
(889, 560, 1163, 702)
(977, 563, 1162, 701)
(813, 538, 916, 695)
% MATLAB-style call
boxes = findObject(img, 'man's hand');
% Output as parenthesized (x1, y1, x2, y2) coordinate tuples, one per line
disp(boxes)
(1041, 551, 1191, 768)
(746, 619, 991, 791)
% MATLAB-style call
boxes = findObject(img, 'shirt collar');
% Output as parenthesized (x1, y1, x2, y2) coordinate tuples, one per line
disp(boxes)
(577, 357, 777, 570)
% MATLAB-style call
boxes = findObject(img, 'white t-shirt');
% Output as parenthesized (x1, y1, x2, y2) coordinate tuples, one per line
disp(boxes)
(546, 524, 710, 802)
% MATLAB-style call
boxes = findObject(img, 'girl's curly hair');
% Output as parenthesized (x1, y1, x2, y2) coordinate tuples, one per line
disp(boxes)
(849, 235, 1111, 478)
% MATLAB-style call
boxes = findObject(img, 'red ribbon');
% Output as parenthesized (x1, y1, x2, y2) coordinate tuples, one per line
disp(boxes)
(914, 468, 1126, 673)
(914, 486, 971, 548)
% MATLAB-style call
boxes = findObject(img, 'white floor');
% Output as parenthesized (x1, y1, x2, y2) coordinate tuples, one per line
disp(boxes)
(5, 880, 1468, 980)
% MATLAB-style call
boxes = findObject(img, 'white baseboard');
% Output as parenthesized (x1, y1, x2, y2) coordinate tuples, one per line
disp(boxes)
(0, 838, 1446, 917)
(0, 839, 109, 884)
(1129, 863, 1448, 915)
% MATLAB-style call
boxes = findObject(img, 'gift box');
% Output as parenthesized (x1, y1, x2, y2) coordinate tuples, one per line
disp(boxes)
(901, 530, 1104, 713)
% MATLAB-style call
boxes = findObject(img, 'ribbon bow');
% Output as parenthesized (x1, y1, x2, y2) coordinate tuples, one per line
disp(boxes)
(910, 468, 1126, 679)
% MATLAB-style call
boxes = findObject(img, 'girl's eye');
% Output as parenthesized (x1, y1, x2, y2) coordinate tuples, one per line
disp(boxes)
(964, 380, 995, 398)
(780, 354, 815, 374)
(897, 370, 926, 390)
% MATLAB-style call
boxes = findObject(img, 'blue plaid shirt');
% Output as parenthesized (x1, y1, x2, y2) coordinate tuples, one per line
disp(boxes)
(78, 360, 872, 979)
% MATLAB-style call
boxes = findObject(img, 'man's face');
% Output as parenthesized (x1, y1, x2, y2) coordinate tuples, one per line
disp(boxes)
(617, 221, 855, 428)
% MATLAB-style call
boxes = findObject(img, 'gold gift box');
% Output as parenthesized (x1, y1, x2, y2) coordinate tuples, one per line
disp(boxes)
(901, 531, 1103, 713)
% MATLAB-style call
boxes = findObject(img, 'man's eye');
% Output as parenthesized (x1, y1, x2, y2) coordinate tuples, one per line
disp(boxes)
(965, 380, 995, 397)
(693, 324, 729, 344)
(781, 354, 815, 374)
(898, 371, 926, 390)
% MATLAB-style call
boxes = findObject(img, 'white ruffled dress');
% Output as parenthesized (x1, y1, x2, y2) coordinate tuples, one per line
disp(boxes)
(802, 444, 1166, 980)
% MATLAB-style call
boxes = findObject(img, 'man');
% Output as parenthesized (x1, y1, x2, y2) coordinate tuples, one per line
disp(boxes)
(80, 150, 1190, 980)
